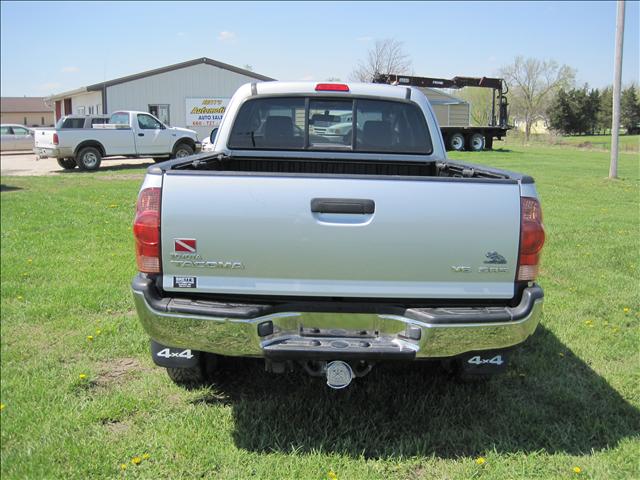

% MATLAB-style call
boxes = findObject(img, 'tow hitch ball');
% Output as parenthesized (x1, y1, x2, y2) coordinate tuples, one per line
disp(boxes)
(326, 360, 353, 389)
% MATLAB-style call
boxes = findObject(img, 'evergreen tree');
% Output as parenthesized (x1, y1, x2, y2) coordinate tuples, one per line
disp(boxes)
(620, 85, 640, 134)
(598, 86, 613, 134)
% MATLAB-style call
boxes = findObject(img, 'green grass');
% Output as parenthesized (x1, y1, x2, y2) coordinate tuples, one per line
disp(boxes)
(1, 145, 639, 479)
(504, 132, 639, 153)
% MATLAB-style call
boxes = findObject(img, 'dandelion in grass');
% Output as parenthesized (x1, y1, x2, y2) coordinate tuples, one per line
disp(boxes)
(27, 258, 32, 264)
(79, 373, 87, 380)
(623, 307, 630, 314)
(96, 329, 102, 335)
(87, 335, 94, 341)
(584, 320, 593, 327)
(132, 457, 142, 465)
(573, 466, 582, 474)
(327, 470, 338, 480)
(120, 463, 127, 470)
(475, 457, 486, 465)
(0, 403, 5, 411)
(142, 453, 150, 460)
(17, 295, 23, 301)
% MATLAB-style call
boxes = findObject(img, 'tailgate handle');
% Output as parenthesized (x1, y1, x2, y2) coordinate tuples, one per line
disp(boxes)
(311, 198, 375, 215)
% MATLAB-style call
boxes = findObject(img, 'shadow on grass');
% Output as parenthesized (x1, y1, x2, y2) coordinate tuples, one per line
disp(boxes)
(192, 326, 640, 458)
(59, 162, 153, 174)
(0, 184, 23, 192)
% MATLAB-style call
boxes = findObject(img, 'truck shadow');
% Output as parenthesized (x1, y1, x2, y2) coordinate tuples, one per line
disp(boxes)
(192, 326, 640, 459)
(59, 162, 152, 174)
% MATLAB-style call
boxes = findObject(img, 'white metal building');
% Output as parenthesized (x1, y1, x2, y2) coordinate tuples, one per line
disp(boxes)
(48, 57, 273, 138)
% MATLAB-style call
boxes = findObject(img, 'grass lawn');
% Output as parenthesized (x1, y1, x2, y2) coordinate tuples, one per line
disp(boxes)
(1, 145, 639, 479)
(505, 132, 639, 153)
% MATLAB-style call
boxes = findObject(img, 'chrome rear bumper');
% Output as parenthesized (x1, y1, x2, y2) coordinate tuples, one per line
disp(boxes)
(131, 275, 543, 359)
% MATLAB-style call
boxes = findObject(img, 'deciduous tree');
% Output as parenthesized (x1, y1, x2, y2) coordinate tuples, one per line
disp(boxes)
(500, 56, 575, 141)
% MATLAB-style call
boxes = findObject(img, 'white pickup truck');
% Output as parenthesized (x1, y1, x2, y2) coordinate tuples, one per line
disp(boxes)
(131, 82, 545, 389)
(34, 111, 200, 171)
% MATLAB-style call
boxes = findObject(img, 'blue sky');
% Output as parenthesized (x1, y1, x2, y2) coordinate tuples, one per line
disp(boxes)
(1, 1, 638, 96)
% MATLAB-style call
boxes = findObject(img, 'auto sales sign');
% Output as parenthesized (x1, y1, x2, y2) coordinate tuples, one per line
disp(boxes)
(185, 98, 229, 127)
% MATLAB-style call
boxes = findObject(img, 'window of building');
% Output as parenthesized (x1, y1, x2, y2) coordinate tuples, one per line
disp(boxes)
(77, 106, 86, 115)
(23, 117, 27, 125)
(96, 104, 102, 115)
(41, 117, 45, 125)
(88, 106, 94, 115)
(148, 104, 170, 125)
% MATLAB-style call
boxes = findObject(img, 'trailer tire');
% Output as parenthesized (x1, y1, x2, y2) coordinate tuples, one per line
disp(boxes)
(75, 147, 102, 171)
(57, 158, 77, 170)
(469, 133, 486, 152)
(448, 133, 465, 151)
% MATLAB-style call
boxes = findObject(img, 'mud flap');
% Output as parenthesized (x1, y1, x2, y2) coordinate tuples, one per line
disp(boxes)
(150, 340, 200, 368)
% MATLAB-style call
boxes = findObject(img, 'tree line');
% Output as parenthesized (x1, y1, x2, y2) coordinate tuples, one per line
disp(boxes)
(547, 85, 640, 135)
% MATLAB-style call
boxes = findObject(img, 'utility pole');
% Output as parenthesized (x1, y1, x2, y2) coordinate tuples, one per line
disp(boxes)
(610, 0, 625, 179)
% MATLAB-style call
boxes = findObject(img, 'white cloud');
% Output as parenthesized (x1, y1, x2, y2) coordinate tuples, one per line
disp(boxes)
(39, 82, 61, 91)
(218, 31, 236, 42)
(357, 36, 373, 42)
(61, 66, 79, 73)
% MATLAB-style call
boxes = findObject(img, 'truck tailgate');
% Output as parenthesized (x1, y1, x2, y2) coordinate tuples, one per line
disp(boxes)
(33, 129, 56, 149)
(161, 172, 521, 299)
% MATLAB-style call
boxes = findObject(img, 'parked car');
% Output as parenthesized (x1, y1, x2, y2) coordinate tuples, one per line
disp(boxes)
(34, 111, 200, 171)
(1, 124, 34, 151)
(131, 81, 545, 389)
(201, 127, 219, 152)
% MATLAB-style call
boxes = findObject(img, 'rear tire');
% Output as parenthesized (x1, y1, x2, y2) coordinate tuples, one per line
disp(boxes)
(172, 143, 194, 159)
(166, 354, 217, 387)
(469, 133, 486, 152)
(57, 158, 77, 170)
(166, 366, 206, 386)
(75, 147, 102, 171)
(448, 133, 465, 151)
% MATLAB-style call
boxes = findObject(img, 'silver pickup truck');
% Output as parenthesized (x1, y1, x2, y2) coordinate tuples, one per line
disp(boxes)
(131, 81, 545, 389)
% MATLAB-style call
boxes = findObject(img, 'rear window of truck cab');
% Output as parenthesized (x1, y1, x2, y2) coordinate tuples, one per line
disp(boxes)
(228, 97, 432, 154)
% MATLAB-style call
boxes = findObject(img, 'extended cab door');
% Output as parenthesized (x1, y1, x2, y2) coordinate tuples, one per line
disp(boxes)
(134, 113, 173, 155)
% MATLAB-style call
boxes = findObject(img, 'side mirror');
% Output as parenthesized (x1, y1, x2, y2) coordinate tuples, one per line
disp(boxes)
(210, 128, 219, 143)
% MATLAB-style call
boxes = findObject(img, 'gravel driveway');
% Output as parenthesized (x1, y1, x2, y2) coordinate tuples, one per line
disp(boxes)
(0, 151, 153, 176)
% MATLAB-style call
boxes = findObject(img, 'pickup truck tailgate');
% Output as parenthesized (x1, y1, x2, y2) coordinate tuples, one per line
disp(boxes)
(33, 129, 56, 149)
(161, 172, 521, 299)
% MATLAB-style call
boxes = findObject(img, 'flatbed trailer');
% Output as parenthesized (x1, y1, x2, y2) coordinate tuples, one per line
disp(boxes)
(373, 74, 511, 151)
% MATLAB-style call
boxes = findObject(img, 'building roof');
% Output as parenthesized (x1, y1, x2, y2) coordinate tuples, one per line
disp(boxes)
(86, 57, 274, 91)
(1, 97, 52, 113)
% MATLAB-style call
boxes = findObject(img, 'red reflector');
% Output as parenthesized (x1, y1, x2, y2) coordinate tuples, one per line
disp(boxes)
(133, 187, 161, 274)
(518, 197, 545, 281)
(53, 133, 59, 145)
(315, 83, 350, 92)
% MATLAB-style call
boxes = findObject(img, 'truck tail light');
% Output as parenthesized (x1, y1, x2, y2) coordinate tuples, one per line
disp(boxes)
(133, 187, 161, 274)
(53, 133, 59, 145)
(517, 197, 545, 281)
(315, 83, 349, 92)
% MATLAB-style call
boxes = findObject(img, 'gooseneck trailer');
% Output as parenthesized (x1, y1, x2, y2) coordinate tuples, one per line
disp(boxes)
(373, 74, 511, 151)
